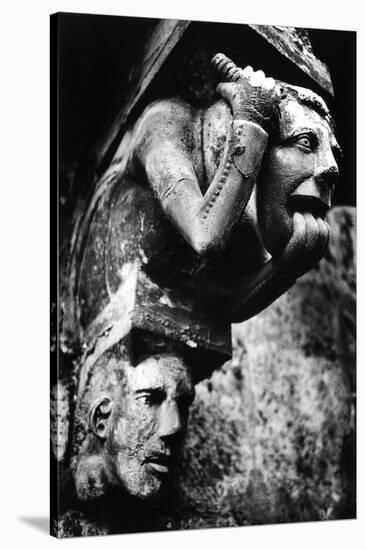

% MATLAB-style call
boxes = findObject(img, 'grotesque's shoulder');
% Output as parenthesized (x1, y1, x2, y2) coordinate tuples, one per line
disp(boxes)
(133, 98, 197, 150)
(139, 97, 196, 124)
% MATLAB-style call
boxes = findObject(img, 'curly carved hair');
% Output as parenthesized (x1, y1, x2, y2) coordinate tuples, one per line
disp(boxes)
(274, 82, 336, 134)
(211, 53, 338, 139)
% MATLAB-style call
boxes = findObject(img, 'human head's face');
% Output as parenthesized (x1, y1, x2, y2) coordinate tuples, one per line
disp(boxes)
(257, 98, 340, 257)
(106, 354, 195, 501)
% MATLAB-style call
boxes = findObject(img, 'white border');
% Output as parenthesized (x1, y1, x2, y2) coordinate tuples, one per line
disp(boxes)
(0, 1, 364, 548)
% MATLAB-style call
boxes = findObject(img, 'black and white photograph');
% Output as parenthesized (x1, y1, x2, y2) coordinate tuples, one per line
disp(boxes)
(50, 11, 356, 538)
(2, 2, 363, 548)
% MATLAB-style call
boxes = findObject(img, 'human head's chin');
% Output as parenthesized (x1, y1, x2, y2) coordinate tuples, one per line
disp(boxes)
(111, 453, 167, 502)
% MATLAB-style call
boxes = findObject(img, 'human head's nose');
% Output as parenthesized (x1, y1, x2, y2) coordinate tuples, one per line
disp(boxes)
(158, 400, 183, 440)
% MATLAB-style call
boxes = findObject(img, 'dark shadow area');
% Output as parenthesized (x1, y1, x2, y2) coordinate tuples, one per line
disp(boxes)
(18, 517, 49, 534)
(55, 14, 356, 209)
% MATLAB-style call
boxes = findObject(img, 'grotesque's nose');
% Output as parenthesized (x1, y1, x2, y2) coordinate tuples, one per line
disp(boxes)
(158, 401, 182, 440)
(289, 177, 333, 217)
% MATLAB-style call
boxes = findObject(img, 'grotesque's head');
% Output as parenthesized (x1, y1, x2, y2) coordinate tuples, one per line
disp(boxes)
(257, 84, 341, 257)
(75, 338, 195, 503)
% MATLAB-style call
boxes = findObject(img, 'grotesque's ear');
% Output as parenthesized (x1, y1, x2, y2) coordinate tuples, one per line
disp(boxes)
(88, 396, 113, 440)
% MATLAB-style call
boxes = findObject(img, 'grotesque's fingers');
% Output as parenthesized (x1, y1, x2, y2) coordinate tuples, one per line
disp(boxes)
(216, 82, 236, 102)
(241, 65, 254, 79)
(283, 212, 307, 261)
(262, 77, 276, 91)
(256, 70, 266, 78)
(315, 218, 330, 260)
(303, 212, 319, 262)
(248, 70, 266, 87)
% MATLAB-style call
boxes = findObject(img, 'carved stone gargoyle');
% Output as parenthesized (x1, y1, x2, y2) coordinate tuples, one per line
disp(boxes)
(66, 53, 340, 504)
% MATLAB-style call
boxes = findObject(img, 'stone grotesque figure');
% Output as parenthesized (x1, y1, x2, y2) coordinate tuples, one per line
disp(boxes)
(67, 54, 340, 504)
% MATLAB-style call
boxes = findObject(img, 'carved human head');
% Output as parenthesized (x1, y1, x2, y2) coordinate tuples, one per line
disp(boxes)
(257, 84, 341, 257)
(74, 335, 195, 503)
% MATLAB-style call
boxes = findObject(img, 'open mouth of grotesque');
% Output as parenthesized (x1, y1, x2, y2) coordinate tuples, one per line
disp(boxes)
(287, 193, 330, 219)
(224, 184, 332, 324)
(285, 189, 331, 262)
(282, 191, 331, 272)
(145, 454, 172, 475)
(286, 170, 334, 224)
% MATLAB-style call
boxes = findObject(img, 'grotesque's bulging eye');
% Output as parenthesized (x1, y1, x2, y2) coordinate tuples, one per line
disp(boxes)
(296, 135, 312, 150)
(284, 131, 318, 152)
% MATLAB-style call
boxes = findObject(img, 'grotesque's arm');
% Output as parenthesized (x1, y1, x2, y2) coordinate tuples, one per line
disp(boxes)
(226, 212, 330, 322)
(221, 80, 338, 322)
(134, 68, 276, 255)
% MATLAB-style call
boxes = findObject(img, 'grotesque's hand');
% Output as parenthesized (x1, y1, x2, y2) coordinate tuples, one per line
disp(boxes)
(217, 66, 277, 131)
(227, 211, 330, 323)
(279, 211, 330, 279)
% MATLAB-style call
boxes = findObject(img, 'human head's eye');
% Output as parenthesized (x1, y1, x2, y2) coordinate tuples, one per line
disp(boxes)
(135, 389, 165, 406)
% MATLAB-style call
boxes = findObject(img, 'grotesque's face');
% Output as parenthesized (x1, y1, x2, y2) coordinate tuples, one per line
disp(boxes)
(257, 98, 340, 257)
(105, 354, 195, 501)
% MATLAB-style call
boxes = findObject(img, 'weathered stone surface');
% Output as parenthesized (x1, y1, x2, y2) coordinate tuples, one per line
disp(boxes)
(95, 19, 191, 170)
(249, 25, 334, 95)
(92, 21, 333, 176)
(53, 15, 355, 538)
(55, 205, 355, 535)
(173, 205, 355, 527)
